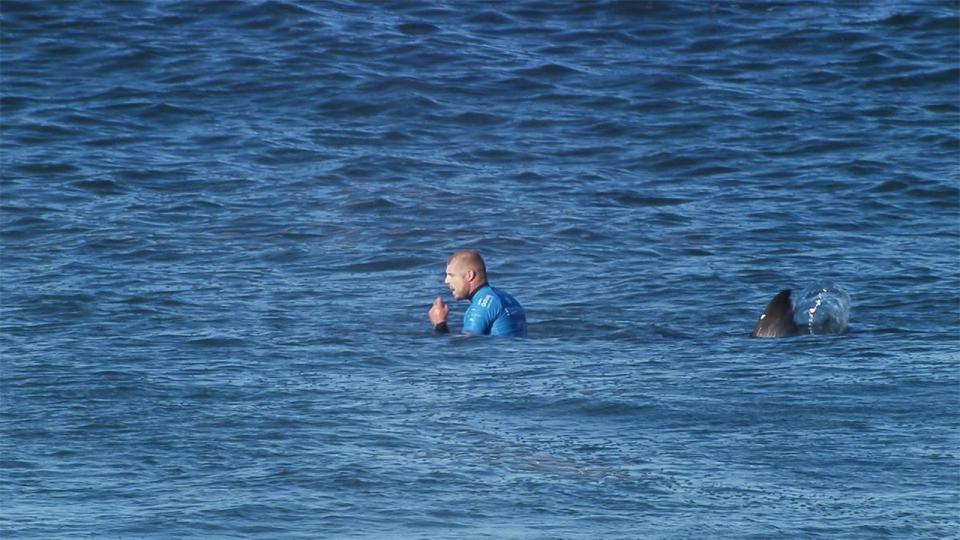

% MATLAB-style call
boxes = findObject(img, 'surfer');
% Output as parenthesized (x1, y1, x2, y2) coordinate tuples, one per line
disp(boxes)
(428, 250, 527, 337)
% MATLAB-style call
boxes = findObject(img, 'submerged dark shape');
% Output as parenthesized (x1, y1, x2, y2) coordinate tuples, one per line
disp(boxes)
(752, 289, 798, 337)
(752, 283, 851, 338)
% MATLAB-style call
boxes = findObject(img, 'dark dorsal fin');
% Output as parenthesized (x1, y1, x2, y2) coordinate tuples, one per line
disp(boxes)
(751, 289, 798, 338)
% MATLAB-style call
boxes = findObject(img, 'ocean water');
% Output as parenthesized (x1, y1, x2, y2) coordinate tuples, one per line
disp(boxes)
(2, 1, 958, 538)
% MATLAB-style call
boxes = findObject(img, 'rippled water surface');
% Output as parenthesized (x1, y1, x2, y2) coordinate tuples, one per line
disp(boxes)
(2, 1, 958, 538)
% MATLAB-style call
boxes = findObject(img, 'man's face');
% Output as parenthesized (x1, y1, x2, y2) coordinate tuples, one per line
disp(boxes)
(444, 262, 471, 300)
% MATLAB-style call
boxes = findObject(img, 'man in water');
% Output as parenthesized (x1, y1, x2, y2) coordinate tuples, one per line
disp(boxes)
(428, 250, 527, 337)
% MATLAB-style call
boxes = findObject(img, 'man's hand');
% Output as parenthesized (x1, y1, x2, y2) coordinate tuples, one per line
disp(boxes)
(428, 296, 449, 326)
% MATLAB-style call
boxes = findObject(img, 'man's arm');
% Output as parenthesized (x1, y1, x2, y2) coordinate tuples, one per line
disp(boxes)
(461, 294, 497, 336)
(428, 297, 450, 334)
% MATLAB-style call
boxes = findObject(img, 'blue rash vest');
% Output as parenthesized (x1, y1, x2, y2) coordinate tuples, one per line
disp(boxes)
(462, 284, 527, 337)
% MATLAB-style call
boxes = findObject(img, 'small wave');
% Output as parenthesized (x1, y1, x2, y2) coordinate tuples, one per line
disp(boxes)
(646, 152, 700, 171)
(646, 75, 700, 91)
(101, 48, 161, 72)
(513, 63, 584, 79)
(138, 103, 211, 122)
(824, 30, 870, 45)
(230, 0, 317, 30)
(0, 459, 37, 469)
(869, 179, 910, 193)
(689, 165, 738, 176)
(855, 51, 895, 67)
(316, 98, 389, 118)
(258, 248, 308, 264)
(397, 22, 439, 35)
(554, 226, 612, 241)
(466, 11, 514, 25)
(83, 135, 152, 148)
(7, 122, 84, 139)
(71, 179, 126, 195)
(11, 162, 80, 175)
(593, 190, 691, 207)
(186, 337, 246, 348)
(336, 256, 432, 273)
(0, 215, 55, 240)
(344, 197, 398, 211)
(451, 147, 523, 161)
(867, 67, 960, 89)
(881, 10, 957, 32)
(449, 111, 509, 127)
(554, 145, 621, 158)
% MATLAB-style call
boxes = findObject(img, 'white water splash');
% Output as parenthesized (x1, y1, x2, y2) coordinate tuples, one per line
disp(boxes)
(792, 283, 851, 335)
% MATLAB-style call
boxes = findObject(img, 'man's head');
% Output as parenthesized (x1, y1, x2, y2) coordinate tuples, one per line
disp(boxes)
(444, 250, 487, 300)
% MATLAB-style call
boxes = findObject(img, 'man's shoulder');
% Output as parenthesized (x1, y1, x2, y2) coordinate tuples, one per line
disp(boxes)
(471, 288, 501, 311)
(489, 286, 522, 307)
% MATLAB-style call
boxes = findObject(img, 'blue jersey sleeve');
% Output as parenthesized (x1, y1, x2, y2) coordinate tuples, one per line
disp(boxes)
(462, 291, 499, 335)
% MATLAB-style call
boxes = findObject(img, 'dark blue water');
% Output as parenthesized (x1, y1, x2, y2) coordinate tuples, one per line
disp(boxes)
(2, 1, 958, 538)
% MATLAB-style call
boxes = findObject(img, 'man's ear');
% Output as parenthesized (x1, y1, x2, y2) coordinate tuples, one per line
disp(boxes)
(465, 269, 476, 282)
